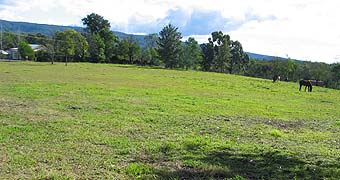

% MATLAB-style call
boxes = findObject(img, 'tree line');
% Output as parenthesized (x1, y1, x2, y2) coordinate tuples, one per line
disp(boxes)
(2, 13, 339, 89)
(246, 59, 340, 89)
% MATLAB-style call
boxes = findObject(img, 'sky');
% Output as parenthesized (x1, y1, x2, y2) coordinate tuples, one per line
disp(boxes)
(0, 0, 339, 63)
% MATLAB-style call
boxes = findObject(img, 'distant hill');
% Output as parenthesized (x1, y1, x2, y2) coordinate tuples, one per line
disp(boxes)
(112, 31, 146, 47)
(245, 52, 288, 61)
(245, 52, 303, 62)
(0, 19, 293, 60)
(0, 19, 83, 36)
(0, 19, 146, 46)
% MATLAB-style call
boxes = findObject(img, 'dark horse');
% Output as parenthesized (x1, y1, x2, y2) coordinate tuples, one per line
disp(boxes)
(273, 75, 281, 82)
(299, 80, 313, 92)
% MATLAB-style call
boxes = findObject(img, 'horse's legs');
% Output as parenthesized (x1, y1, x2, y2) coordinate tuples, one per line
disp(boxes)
(305, 85, 307, 92)
(299, 84, 302, 91)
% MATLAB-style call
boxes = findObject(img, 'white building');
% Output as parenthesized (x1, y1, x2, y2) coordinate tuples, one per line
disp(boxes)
(9, 44, 44, 60)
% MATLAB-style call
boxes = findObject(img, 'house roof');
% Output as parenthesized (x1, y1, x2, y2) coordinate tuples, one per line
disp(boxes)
(9, 44, 44, 52)
(29, 44, 41, 50)
(0, 50, 8, 55)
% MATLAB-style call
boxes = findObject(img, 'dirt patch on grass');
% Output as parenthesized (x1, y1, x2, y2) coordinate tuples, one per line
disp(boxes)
(153, 162, 229, 180)
(0, 153, 9, 164)
(207, 115, 335, 131)
(0, 98, 31, 112)
(261, 118, 336, 132)
(263, 119, 308, 129)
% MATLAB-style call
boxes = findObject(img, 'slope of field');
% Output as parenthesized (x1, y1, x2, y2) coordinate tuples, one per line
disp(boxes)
(0, 62, 339, 179)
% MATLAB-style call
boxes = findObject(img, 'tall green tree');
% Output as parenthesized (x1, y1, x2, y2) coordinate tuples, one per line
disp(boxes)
(126, 37, 141, 64)
(308, 62, 332, 81)
(201, 38, 214, 71)
(55, 29, 88, 65)
(330, 63, 340, 89)
(157, 24, 182, 69)
(211, 31, 232, 73)
(285, 59, 298, 81)
(141, 33, 160, 66)
(82, 13, 110, 34)
(82, 13, 117, 62)
(25, 33, 49, 45)
(73, 32, 89, 62)
(99, 28, 119, 62)
(18, 41, 35, 60)
(230, 40, 249, 74)
(55, 32, 72, 65)
(202, 31, 248, 74)
(331, 63, 340, 81)
(117, 39, 129, 63)
(181, 37, 202, 70)
(85, 33, 106, 63)
(117, 36, 141, 64)
(2, 31, 18, 50)
(44, 37, 59, 64)
(141, 47, 160, 66)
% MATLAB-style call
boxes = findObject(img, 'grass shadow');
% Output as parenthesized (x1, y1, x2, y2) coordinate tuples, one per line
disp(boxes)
(114, 64, 165, 70)
(154, 147, 340, 180)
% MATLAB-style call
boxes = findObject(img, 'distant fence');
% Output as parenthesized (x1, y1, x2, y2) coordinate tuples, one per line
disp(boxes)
(309, 80, 325, 87)
(0, 59, 21, 62)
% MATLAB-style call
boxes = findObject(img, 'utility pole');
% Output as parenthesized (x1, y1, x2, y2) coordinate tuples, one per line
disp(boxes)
(0, 24, 3, 60)
(1, 24, 3, 50)
(18, 27, 21, 60)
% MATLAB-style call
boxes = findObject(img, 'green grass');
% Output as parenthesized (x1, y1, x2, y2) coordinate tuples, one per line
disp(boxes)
(0, 61, 340, 179)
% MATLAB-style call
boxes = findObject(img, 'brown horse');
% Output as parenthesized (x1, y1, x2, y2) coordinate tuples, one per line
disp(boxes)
(299, 80, 313, 92)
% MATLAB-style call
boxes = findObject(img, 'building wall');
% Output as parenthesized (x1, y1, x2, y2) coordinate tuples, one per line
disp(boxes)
(9, 49, 20, 60)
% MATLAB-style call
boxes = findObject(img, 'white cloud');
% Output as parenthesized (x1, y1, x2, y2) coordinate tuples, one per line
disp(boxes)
(0, 0, 339, 63)
(228, 0, 340, 63)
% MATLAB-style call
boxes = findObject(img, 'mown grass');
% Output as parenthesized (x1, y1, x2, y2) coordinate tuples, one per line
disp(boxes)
(0, 61, 340, 179)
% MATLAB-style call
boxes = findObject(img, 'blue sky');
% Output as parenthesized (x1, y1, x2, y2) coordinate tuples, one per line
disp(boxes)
(0, 0, 339, 63)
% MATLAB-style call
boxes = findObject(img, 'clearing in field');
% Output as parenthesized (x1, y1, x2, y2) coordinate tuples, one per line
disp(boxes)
(0, 61, 340, 179)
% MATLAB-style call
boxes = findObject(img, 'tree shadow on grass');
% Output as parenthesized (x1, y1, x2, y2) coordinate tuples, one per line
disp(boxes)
(114, 65, 164, 70)
(154, 147, 340, 180)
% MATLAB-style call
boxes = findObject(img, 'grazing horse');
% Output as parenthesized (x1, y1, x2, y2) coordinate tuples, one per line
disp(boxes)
(299, 80, 313, 92)
(273, 75, 281, 82)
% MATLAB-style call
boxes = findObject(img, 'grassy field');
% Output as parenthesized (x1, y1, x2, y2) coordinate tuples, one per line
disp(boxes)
(0, 61, 340, 179)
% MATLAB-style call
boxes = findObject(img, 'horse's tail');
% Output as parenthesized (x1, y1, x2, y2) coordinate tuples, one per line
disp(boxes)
(299, 80, 302, 91)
